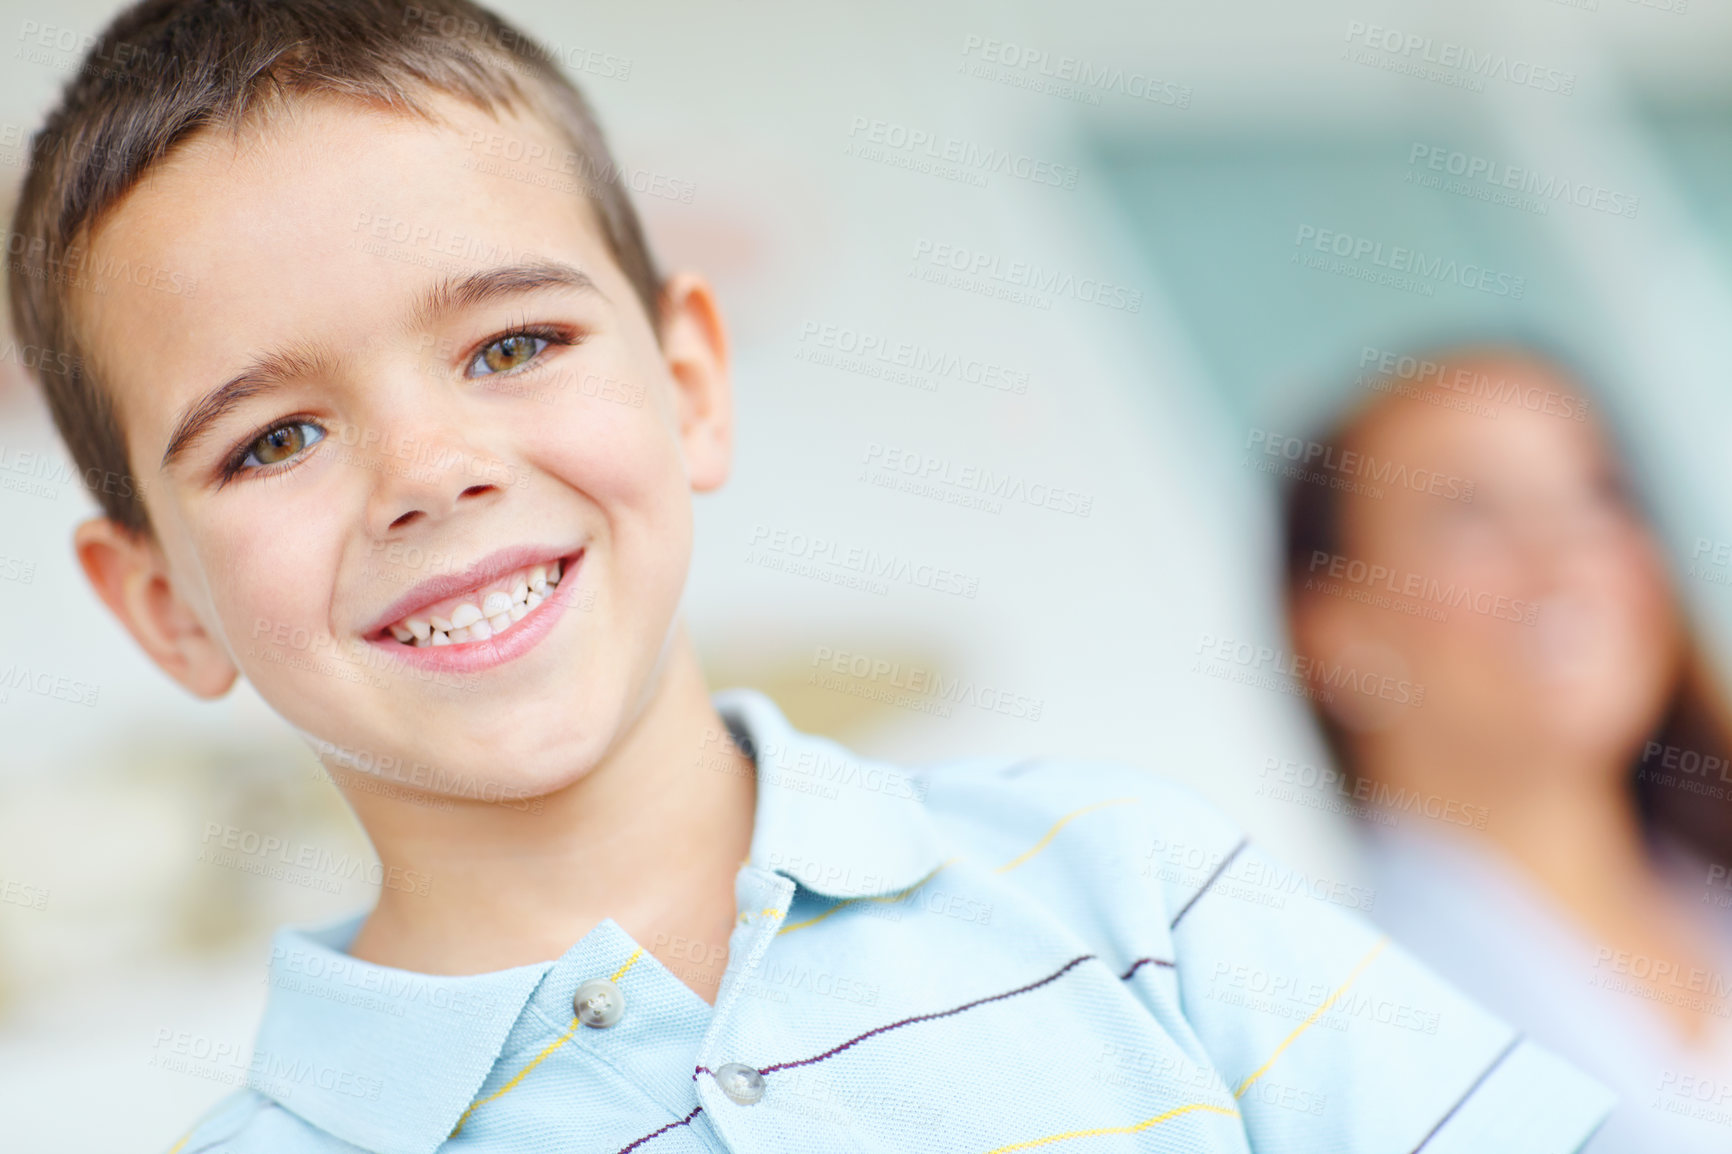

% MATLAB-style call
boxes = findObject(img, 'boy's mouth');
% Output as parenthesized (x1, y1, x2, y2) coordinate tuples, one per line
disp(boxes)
(369, 550, 579, 648)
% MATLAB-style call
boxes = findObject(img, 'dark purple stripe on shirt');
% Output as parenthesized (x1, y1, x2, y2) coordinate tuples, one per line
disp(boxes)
(1410, 1034, 1522, 1153)
(1168, 838, 1249, 929)
(614, 1105, 703, 1154)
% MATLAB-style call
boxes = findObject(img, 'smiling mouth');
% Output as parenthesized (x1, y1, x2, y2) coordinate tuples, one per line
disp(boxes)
(377, 557, 569, 648)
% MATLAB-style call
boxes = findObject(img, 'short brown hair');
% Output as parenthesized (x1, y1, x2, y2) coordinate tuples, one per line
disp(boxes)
(6, 0, 662, 532)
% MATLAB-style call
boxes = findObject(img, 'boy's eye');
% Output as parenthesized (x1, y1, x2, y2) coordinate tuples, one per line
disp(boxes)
(471, 333, 549, 376)
(244, 421, 324, 468)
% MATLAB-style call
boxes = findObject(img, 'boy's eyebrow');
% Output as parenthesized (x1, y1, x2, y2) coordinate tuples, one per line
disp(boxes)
(160, 260, 605, 470)
(407, 259, 606, 332)
(161, 343, 337, 470)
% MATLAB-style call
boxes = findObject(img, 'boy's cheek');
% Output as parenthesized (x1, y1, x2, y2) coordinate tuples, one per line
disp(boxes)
(522, 382, 674, 500)
(197, 544, 344, 677)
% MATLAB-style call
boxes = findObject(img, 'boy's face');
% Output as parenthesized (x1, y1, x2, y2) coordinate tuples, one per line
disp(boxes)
(71, 95, 733, 797)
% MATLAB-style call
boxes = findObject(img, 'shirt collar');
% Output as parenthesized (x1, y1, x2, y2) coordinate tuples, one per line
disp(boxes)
(245, 690, 943, 1152)
(252, 915, 550, 1154)
(717, 687, 947, 900)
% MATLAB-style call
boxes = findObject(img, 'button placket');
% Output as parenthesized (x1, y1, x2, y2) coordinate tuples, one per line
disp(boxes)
(697, 867, 795, 1125)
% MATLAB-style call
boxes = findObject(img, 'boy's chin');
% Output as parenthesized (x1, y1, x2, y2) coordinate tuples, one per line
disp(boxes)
(307, 715, 612, 807)
(300, 646, 660, 802)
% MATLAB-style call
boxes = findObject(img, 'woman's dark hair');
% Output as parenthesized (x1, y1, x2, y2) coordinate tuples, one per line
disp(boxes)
(1280, 339, 1732, 863)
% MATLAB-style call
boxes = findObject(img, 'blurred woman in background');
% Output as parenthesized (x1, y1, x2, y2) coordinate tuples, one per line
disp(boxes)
(1283, 344, 1732, 1153)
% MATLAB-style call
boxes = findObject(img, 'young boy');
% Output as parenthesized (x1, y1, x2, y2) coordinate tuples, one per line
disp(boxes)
(9, 2, 1610, 1151)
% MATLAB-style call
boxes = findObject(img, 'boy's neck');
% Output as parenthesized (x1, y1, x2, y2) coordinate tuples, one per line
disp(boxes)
(340, 628, 756, 999)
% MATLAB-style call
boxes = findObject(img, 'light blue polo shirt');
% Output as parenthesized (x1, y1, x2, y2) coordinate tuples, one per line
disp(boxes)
(173, 689, 1611, 1153)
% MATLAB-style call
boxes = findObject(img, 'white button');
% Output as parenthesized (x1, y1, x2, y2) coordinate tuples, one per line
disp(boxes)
(714, 1062, 765, 1105)
(574, 978, 624, 1028)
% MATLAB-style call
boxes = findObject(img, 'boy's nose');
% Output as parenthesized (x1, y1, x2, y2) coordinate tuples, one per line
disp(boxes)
(381, 480, 502, 534)
(359, 426, 515, 538)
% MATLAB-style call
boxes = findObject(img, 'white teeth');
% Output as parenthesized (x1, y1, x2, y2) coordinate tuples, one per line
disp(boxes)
(387, 560, 571, 646)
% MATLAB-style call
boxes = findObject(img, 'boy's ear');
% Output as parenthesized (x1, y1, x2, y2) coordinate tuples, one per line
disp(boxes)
(655, 271, 734, 493)
(73, 517, 238, 699)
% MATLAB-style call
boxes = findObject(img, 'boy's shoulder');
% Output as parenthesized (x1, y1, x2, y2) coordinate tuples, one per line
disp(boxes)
(171, 1090, 359, 1154)
(916, 752, 1246, 905)
(721, 685, 1245, 920)
(922, 750, 1239, 832)
(915, 753, 1614, 1153)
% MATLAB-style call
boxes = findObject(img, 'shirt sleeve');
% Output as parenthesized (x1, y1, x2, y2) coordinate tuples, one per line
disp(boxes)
(1162, 831, 1613, 1153)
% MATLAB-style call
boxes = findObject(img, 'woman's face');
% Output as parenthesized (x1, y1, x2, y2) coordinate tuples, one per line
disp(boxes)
(1298, 356, 1682, 773)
